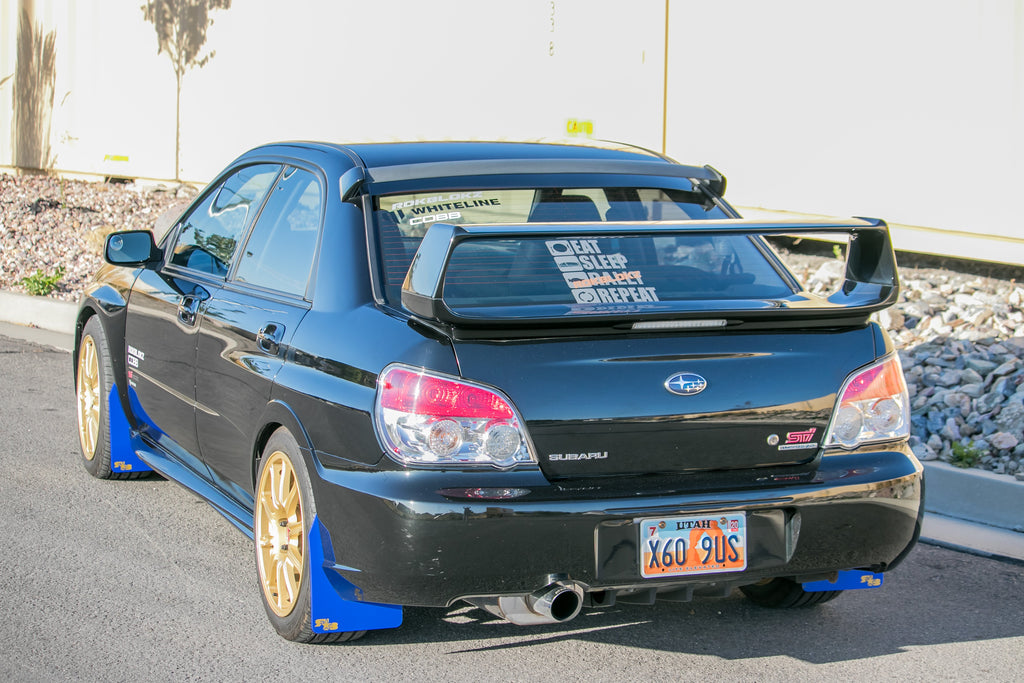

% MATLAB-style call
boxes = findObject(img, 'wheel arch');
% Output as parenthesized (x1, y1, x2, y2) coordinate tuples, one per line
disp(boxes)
(74, 283, 130, 387)
(75, 302, 136, 424)
(251, 399, 316, 491)
(73, 305, 98, 380)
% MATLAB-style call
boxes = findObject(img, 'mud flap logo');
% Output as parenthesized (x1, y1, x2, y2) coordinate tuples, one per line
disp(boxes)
(314, 618, 339, 631)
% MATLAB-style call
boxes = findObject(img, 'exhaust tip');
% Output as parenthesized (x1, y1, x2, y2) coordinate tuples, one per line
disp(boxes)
(528, 582, 584, 623)
(547, 588, 582, 622)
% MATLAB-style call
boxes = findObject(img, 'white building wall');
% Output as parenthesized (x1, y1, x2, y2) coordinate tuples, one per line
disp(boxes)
(1, 0, 663, 180)
(667, 0, 1024, 263)
(2, 0, 1023, 264)
(177, 0, 666, 180)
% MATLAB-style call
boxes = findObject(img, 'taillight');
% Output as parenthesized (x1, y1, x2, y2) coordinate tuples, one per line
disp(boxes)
(374, 365, 536, 469)
(824, 354, 910, 449)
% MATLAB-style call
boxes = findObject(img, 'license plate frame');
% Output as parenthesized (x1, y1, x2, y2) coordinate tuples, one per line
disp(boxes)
(639, 512, 748, 578)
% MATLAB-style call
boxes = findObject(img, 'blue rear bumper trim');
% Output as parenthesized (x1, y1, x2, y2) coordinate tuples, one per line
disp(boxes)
(309, 516, 403, 633)
(803, 570, 883, 592)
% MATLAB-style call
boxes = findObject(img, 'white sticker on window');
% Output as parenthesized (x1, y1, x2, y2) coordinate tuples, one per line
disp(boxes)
(545, 238, 659, 304)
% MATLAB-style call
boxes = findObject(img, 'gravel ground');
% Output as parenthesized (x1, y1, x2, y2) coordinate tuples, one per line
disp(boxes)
(0, 172, 196, 301)
(2, 171, 1023, 479)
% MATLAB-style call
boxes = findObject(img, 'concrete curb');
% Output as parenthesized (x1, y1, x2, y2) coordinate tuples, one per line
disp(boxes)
(0, 290, 77, 336)
(1, 289, 1022, 562)
(920, 513, 1024, 564)
(922, 460, 1024, 532)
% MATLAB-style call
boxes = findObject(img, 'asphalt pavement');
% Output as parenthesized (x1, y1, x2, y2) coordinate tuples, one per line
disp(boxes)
(2, 326, 1023, 680)
(2, 289, 1022, 563)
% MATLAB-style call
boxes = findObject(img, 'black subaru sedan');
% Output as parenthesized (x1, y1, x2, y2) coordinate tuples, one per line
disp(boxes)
(73, 140, 922, 643)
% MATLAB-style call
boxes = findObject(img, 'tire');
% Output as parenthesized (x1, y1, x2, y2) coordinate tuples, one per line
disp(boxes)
(740, 578, 843, 608)
(253, 428, 366, 644)
(76, 317, 143, 480)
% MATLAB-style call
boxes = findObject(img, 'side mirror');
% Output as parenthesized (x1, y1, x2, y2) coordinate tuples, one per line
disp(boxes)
(105, 230, 162, 267)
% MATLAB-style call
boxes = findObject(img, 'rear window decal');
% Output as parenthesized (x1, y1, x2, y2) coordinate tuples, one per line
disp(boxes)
(386, 192, 504, 225)
(546, 238, 660, 304)
(409, 211, 462, 227)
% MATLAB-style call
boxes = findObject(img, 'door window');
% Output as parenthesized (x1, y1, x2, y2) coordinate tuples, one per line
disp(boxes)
(234, 167, 322, 297)
(170, 164, 280, 276)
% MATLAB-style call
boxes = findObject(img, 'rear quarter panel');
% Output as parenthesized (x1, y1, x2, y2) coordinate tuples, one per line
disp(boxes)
(267, 201, 460, 471)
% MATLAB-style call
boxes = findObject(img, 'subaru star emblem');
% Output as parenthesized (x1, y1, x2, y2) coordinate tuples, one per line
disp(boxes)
(665, 372, 708, 396)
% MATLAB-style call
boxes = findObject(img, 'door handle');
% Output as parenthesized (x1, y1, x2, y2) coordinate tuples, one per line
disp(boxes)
(257, 322, 285, 355)
(178, 296, 200, 326)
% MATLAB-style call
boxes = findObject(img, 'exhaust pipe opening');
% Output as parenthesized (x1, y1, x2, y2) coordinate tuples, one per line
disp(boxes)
(528, 584, 583, 623)
(549, 590, 581, 621)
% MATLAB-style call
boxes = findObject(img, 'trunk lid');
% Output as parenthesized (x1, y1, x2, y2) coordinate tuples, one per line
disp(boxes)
(452, 327, 877, 478)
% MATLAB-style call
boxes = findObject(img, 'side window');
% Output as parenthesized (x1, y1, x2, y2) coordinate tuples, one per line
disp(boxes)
(170, 164, 280, 276)
(234, 167, 322, 297)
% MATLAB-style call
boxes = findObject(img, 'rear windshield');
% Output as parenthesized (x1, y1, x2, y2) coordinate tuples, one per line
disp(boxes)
(373, 186, 793, 307)
(441, 234, 795, 316)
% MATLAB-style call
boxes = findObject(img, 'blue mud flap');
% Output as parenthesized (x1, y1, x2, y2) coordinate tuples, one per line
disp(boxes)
(308, 516, 403, 634)
(803, 570, 884, 592)
(108, 385, 152, 474)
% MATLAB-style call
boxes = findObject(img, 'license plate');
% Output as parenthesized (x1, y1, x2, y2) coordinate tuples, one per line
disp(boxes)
(639, 513, 747, 578)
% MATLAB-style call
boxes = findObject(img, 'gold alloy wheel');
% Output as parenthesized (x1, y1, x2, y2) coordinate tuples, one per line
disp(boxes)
(256, 450, 306, 618)
(76, 334, 100, 460)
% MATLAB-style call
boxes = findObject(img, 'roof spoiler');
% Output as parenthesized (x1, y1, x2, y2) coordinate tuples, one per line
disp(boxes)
(367, 158, 722, 187)
(401, 218, 898, 328)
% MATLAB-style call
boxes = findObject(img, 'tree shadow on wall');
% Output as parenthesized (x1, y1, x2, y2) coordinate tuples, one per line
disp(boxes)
(13, 5, 57, 172)
(142, 0, 232, 181)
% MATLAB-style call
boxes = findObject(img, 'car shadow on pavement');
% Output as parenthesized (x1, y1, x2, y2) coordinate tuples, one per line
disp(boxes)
(343, 544, 1023, 664)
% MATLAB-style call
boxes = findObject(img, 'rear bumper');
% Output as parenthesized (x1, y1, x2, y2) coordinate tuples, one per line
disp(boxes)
(308, 445, 923, 607)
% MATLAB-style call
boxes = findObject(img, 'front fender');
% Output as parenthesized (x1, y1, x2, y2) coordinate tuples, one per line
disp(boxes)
(74, 266, 141, 418)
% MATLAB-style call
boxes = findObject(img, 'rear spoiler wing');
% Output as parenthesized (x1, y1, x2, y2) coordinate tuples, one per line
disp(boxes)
(400, 218, 898, 328)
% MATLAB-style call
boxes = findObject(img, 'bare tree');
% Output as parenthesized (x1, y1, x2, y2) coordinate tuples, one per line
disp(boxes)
(141, 0, 231, 181)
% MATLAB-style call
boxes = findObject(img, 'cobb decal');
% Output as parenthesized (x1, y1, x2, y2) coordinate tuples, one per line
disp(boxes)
(127, 344, 145, 368)
(409, 211, 461, 226)
(127, 344, 146, 388)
